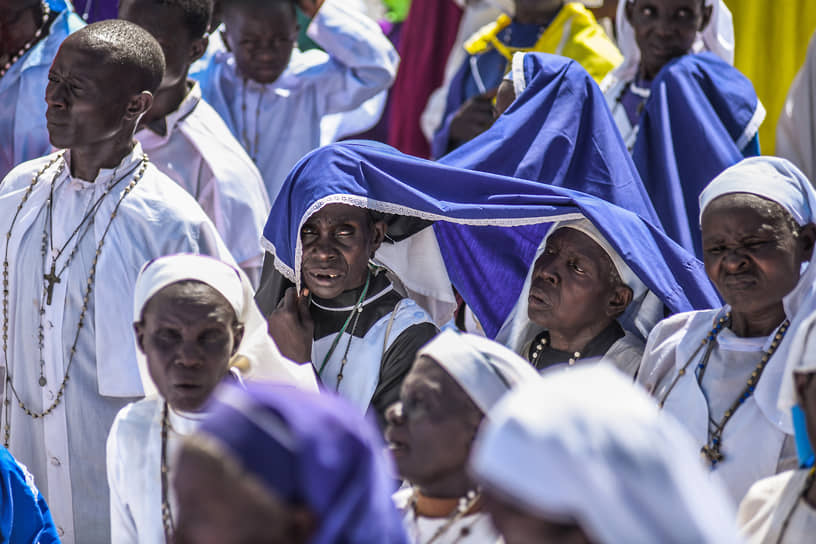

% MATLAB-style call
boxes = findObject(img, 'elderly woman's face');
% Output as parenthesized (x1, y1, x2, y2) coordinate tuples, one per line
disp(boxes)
(135, 281, 243, 412)
(384, 356, 482, 490)
(701, 194, 812, 319)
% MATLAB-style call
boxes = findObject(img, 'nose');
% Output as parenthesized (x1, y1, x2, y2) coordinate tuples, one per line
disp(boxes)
(175, 341, 204, 368)
(309, 235, 338, 262)
(385, 401, 405, 426)
(721, 248, 749, 271)
(45, 81, 67, 109)
(533, 258, 559, 285)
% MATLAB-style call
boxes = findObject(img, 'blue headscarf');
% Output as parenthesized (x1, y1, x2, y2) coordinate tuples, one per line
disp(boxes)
(0, 447, 60, 544)
(632, 52, 764, 257)
(261, 141, 719, 338)
(198, 382, 408, 544)
(440, 52, 660, 228)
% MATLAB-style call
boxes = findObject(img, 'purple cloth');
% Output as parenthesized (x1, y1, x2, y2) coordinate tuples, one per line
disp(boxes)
(71, 0, 118, 22)
(199, 382, 409, 544)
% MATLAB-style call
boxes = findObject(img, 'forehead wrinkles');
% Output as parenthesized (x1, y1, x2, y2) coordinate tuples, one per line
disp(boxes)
(546, 229, 613, 272)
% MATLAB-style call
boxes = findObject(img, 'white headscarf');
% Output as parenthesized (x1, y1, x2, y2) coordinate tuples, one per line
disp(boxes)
(469, 365, 741, 544)
(417, 329, 541, 416)
(496, 217, 662, 355)
(609, 0, 734, 84)
(697, 157, 816, 432)
(133, 254, 317, 397)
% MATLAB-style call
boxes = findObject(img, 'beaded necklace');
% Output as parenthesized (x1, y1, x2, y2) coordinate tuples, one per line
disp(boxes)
(530, 335, 581, 368)
(240, 78, 265, 162)
(160, 401, 175, 542)
(1, 152, 149, 447)
(0, 1, 51, 79)
(658, 311, 790, 467)
(409, 488, 481, 544)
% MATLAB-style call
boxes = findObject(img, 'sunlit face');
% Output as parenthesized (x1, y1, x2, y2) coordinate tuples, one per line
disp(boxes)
(625, 0, 711, 79)
(384, 356, 482, 487)
(45, 40, 139, 151)
(222, 0, 297, 84)
(135, 281, 243, 412)
(300, 204, 386, 300)
(701, 194, 812, 319)
(527, 228, 622, 337)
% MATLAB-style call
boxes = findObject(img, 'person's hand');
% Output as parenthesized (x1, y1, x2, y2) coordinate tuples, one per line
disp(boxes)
(448, 89, 497, 146)
(266, 287, 314, 363)
(297, 0, 324, 18)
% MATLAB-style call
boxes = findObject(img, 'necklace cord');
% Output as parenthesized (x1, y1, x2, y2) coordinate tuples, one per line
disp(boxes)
(316, 270, 371, 378)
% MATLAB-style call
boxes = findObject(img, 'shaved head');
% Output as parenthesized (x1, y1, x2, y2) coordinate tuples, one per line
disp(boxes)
(63, 19, 166, 95)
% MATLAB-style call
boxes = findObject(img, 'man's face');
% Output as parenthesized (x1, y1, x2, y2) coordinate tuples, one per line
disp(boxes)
(45, 41, 135, 151)
(135, 282, 243, 413)
(625, 0, 711, 79)
(118, 0, 198, 91)
(527, 228, 619, 338)
(514, 0, 563, 24)
(222, 1, 297, 84)
(300, 203, 385, 300)
(384, 357, 481, 488)
(701, 195, 810, 319)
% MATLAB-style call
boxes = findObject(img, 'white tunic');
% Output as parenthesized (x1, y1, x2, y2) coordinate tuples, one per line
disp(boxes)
(738, 469, 816, 544)
(136, 82, 270, 284)
(393, 487, 500, 544)
(106, 397, 202, 544)
(0, 144, 233, 543)
(193, 0, 398, 202)
(638, 309, 798, 507)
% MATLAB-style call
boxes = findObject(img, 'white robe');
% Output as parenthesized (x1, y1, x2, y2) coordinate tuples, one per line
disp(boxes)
(392, 487, 499, 544)
(136, 82, 270, 285)
(637, 309, 798, 507)
(777, 30, 816, 182)
(193, 0, 399, 202)
(0, 143, 233, 543)
(738, 469, 816, 544)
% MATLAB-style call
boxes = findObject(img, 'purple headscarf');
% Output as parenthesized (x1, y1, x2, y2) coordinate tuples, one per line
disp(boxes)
(198, 383, 409, 544)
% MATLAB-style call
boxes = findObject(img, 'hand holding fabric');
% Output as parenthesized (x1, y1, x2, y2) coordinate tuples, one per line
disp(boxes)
(449, 89, 497, 148)
(266, 287, 314, 363)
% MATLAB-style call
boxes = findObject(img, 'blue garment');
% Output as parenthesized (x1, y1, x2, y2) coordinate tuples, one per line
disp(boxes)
(261, 141, 719, 339)
(0, 0, 85, 180)
(0, 447, 60, 544)
(440, 52, 660, 227)
(632, 52, 764, 258)
(199, 382, 409, 544)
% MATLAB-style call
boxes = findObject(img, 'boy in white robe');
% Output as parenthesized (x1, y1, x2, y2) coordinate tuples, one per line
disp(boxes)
(385, 330, 540, 544)
(120, 0, 270, 285)
(107, 254, 315, 544)
(0, 0, 85, 180)
(637, 157, 816, 506)
(192, 0, 398, 202)
(0, 21, 235, 542)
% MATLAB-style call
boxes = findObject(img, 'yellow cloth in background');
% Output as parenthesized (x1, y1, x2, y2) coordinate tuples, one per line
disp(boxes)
(730, 0, 816, 153)
(465, 2, 622, 84)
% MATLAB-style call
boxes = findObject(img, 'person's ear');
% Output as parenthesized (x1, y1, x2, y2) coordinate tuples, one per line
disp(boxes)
(231, 323, 245, 356)
(606, 284, 633, 318)
(624, 0, 635, 23)
(700, 3, 713, 32)
(798, 223, 816, 264)
(133, 321, 147, 353)
(190, 35, 209, 64)
(125, 91, 153, 121)
(368, 221, 387, 257)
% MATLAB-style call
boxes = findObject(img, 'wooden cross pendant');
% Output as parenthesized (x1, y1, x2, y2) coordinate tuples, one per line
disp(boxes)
(44, 262, 60, 306)
(700, 444, 724, 466)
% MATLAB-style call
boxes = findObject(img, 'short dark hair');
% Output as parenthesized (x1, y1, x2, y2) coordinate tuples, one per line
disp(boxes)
(153, 0, 213, 38)
(65, 20, 166, 94)
(221, 0, 296, 19)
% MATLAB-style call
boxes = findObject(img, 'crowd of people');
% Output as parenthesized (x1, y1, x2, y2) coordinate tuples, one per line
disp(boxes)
(1, 0, 816, 542)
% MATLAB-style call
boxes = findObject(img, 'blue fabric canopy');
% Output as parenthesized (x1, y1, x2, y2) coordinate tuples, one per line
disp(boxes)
(632, 52, 763, 257)
(262, 141, 719, 338)
(440, 52, 661, 228)
(0, 447, 59, 544)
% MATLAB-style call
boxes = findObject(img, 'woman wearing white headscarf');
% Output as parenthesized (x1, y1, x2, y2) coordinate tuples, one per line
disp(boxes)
(637, 156, 816, 505)
(105, 254, 316, 543)
(384, 329, 541, 543)
(469, 365, 741, 544)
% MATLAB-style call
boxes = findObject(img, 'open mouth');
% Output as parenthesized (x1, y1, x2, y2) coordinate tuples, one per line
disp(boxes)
(306, 270, 343, 282)
(528, 286, 553, 308)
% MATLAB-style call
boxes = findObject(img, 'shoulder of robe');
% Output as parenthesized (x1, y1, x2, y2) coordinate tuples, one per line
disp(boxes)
(122, 164, 212, 222)
(109, 398, 162, 452)
(604, 331, 645, 378)
(737, 469, 800, 528)
(0, 153, 61, 194)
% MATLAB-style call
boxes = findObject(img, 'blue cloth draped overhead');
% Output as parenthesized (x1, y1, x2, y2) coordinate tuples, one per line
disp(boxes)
(632, 52, 764, 257)
(0, 447, 60, 544)
(440, 52, 661, 228)
(262, 141, 719, 338)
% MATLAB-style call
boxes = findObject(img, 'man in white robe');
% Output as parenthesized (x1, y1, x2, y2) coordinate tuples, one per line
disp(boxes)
(191, 0, 399, 202)
(0, 0, 85, 180)
(120, 0, 270, 285)
(0, 21, 233, 543)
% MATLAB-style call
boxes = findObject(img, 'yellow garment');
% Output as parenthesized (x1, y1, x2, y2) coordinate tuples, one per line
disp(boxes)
(464, 2, 621, 84)
(730, 0, 816, 153)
